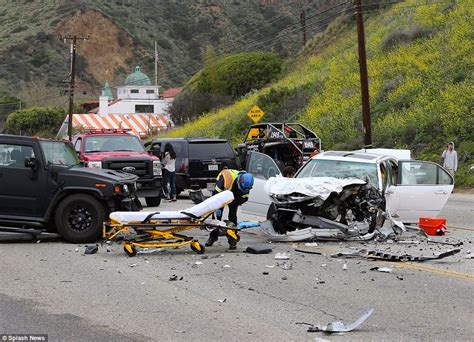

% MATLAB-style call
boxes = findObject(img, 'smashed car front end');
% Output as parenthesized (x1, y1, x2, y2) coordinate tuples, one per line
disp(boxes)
(264, 177, 386, 241)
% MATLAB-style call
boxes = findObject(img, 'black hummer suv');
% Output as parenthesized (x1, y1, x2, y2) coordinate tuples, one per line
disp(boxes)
(0, 135, 140, 243)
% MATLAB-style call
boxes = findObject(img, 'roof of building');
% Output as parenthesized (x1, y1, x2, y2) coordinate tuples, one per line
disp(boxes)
(124, 65, 151, 86)
(89, 99, 122, 114)
(161, 87, 183, 98)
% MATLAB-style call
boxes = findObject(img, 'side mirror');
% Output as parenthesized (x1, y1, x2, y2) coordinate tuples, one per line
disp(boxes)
(24, 157, 38, 170)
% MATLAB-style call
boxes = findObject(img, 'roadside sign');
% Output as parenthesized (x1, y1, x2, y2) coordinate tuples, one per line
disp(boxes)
(247, 105, 265, 124)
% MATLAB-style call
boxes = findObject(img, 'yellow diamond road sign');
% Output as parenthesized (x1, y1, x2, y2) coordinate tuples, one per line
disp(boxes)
(247, 105, 265, 124)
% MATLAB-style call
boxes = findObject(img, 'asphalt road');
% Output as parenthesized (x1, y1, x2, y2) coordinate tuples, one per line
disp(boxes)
(0, 193, 473, 341)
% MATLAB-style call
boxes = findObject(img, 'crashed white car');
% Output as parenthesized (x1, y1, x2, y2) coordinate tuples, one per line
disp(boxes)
(242, 150, 454, 240)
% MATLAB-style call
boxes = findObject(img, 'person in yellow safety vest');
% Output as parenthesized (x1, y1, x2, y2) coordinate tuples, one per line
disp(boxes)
(206, 169, 254, 250)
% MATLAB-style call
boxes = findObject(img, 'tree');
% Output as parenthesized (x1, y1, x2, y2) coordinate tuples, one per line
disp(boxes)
(6, 106, 66, 137)
(188, 52, 283, 98)
(0, 94, 24, 133)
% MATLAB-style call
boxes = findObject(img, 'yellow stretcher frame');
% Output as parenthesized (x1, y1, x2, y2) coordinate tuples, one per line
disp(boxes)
(103, 208, 239, 257)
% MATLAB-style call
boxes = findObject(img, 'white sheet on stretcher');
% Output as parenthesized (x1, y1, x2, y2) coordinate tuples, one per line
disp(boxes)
(110, 190, 234, 223)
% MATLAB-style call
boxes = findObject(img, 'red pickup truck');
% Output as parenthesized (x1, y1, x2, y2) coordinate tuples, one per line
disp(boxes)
(72, 129, 163, 207)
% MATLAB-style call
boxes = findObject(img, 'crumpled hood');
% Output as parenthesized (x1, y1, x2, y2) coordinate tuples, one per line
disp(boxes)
(265, 176, 367, 201)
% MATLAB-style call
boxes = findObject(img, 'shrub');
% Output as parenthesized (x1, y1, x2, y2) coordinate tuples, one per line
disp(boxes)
(6, 107, 66, 137)
(188, 52, 283, 98)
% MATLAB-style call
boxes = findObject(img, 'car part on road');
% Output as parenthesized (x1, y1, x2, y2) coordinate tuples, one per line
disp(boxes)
(84, 245, 99, 255)
(104, 191, 241, 256)
(245, 244, 272, 254)
(298, 307, 374, 334)
(367, 248, 461, 262)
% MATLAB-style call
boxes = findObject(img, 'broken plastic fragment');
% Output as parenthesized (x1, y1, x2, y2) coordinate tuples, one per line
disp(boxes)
(322, 307, 374, 333)
(194, 261, 203, 265)
(304, 242, 318, 247)
(223, 264, 230, 268)
(84, 245, 98, 255)
(275, 252, 290, 260)
(217, 298, 227, 303)
(370, 267, 392, 273)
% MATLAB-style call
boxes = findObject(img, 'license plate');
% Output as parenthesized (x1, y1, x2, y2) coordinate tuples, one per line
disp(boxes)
(208, 164, 218, 171)
(207, 182, 216, 191)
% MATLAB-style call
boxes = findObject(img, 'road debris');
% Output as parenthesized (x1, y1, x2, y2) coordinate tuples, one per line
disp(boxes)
(217, 298, 227, 303)
(174, 329, 185, 333)
(304, 242, 318, 247)
(275, 252, 290, 260)
(294, 248, 323, 255)
(370, 267, 393, 273)
(464, 253, 474, 259)
(223, 264, 231, 268)
(194, 261, 203, 265)
(84, 245, 98, 255)
(129, 263, 138, 268)
(342, 263, 348, 270)
(245, 244, 272, 254)
(312, 307, 374, 333)
(169, 275, 183, 281)
(281, 262, 293, 270)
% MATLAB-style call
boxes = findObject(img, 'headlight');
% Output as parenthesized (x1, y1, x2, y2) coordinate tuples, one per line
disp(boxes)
(87, 161, 102, 169)
(153, 160, 162, 176)
(122, 184, 130, 195)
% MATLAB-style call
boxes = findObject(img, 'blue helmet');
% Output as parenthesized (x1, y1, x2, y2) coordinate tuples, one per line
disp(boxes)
(237, 172, 254, 191)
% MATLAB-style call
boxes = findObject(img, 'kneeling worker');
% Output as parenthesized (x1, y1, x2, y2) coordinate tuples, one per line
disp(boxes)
(206, 169, 254, 249)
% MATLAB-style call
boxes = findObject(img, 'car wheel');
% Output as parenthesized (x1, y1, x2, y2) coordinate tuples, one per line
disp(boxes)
(145, 196, 162, 207)
(55, 194, 106, 243)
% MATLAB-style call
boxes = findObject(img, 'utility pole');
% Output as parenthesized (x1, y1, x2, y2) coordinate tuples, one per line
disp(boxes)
(154, 41, 158, 86)
(354, 0, 372, 147)
(300, 10, 307, 46)
(60, 35, 89, 140)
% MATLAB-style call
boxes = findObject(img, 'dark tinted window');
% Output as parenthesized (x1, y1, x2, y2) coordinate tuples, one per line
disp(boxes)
(189, 142, 234, 159)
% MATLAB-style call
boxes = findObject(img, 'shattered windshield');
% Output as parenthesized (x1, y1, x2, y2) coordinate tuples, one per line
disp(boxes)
(84, 135, 145, 153)
(296, 159, 378, 187)
(40, 141, 80, 167)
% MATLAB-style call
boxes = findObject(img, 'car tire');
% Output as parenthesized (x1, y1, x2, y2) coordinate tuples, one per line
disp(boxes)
(55, 194, 106, 243)
(145, 196, 162, 207)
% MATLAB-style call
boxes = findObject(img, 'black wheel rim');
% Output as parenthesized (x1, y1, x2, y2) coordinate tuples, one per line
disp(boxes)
(66, 203, 94, 232)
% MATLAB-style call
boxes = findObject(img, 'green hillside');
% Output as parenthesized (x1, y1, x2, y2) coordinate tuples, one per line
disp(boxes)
(163, 0, 473, 186)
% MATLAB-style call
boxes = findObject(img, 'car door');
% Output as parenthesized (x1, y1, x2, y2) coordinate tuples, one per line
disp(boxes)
(385, 160, 454, 223)
(241, 152, 281, 217)
(0, 142, 46, 217)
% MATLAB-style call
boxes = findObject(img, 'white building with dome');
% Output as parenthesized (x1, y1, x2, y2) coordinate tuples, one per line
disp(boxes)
(58, 66, 175, 139)
(98, 65, 169, 116)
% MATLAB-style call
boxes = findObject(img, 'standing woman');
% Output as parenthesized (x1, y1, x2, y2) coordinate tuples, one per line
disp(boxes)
(162, 143, 177, 201)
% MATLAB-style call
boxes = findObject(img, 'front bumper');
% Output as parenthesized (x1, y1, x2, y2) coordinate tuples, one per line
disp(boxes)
(117, 196, 142, 211)
(135, 177, 162, 198)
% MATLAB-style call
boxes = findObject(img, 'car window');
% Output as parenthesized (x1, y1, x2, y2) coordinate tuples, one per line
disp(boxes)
(160, 141, 185, 157)
(399, 161, 453, 185)
(297, 159, 379, 187)
(188, 142, 234, 159)
(74, 138, 82, 153)
(84, 135, 145, 153)
(0, 143, 35, 168)
(40, 141, 79, 167)
(247, 152, 281, 180)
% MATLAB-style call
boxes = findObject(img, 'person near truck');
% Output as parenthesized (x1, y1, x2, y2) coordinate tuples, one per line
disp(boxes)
(441, 142, 458, 176)
(162, 143, 177, 201)
(206, 169, 254, 249)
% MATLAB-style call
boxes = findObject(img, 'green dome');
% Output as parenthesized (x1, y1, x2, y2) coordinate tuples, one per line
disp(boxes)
(124, 65, 151, 86)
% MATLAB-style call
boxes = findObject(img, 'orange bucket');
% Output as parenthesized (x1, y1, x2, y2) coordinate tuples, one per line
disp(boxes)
(419, 217, 447, 236)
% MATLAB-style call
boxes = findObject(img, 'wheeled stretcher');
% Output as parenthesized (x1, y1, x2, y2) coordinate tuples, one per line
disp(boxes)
(103, 190, 240, 257)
